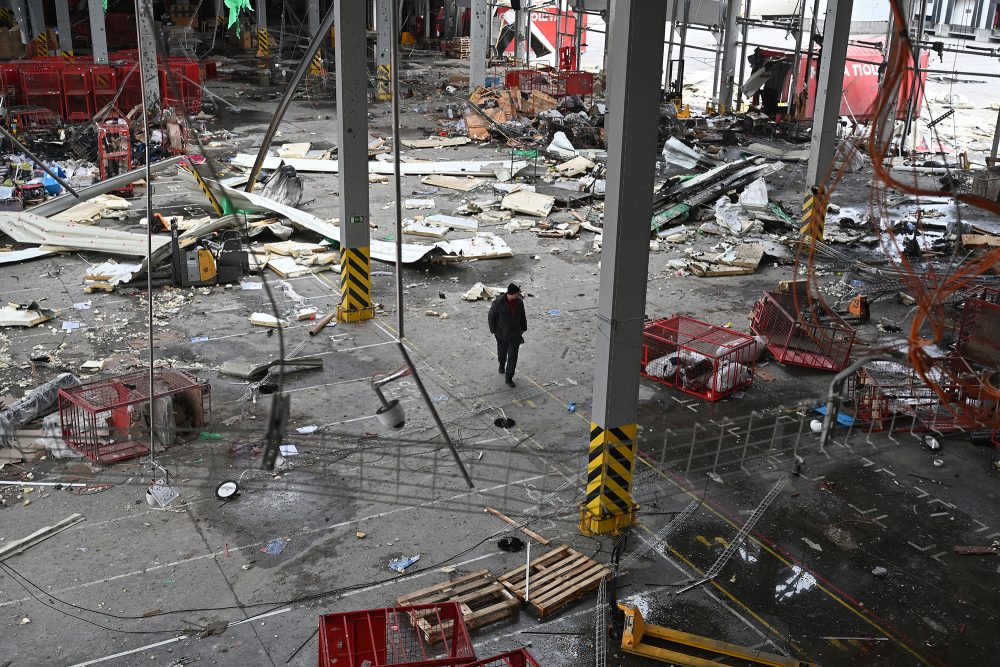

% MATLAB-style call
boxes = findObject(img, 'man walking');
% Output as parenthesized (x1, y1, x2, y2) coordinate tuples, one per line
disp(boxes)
(488, 283, 527, 388)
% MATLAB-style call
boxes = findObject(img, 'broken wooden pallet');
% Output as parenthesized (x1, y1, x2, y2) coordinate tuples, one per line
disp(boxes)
(497, 544, 609, 618)
(396, 570, 519, 643)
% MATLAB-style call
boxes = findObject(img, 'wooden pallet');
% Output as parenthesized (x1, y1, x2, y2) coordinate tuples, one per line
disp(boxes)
(498, 544, 610, 618)
(396, 570, 519, 643)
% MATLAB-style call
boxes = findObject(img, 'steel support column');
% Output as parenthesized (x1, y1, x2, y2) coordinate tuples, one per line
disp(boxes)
(256, 0, 270, 57)
(10, 0, 29, 43)
(470, 0, 488, 89)
(335, 0, 373, 323)
(54, 0, 71, 58)
(581, 0, 667, 537)
(88, 0, 108, 63)
(375, 0, 391, 99)
(308, 0, 324, 74)
(27, 0, 46, 55)
(718, 0, 740, 113)
(991, 109, 1000, 164)
(136, 0, 160, 111)
(515, 4, 527, 64)
(802, 0, 854, 241)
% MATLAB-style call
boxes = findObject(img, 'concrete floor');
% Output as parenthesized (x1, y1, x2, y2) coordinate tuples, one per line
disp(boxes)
(2, 55, 999, 667)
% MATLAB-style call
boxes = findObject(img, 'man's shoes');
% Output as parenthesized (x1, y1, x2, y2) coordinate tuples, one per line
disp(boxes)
(505, 379, 516, 388)
(498, 364, 505, 374)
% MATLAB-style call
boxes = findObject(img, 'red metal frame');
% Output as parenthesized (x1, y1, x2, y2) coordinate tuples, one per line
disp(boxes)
(62, 65, 94, 122)
(318, 603, 476, 667)
(57, 369, 210, 464)
(504, 68, 594, 99)
(19, 65, 63, 118)
(853, 357, 984, 432)
(956, 295, 1000, 369)
(640, 316, 757, 401)
(750, 291, 855, 371)
(91, 65, 119, 115)
(97, 122, 133, 192)
(460, 649, 541, 667)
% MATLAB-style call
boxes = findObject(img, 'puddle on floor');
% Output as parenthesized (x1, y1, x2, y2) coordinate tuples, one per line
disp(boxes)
(774, 565, 817, 601)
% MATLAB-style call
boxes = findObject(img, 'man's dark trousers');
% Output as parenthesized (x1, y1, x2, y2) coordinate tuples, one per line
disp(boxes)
(497, 335, 520, 381)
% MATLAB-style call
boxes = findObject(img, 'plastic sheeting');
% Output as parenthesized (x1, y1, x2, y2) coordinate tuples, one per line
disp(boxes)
(0, 373, 80, 448)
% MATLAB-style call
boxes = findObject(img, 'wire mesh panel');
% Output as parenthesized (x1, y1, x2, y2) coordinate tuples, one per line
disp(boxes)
(750, 291, 855, 371)
(461, 649, 541, 667)
(956, 297, 1000, 369)
(641, 316, 757, 401)
(318, 603, 476, 667)
(57, 369, 210, 463)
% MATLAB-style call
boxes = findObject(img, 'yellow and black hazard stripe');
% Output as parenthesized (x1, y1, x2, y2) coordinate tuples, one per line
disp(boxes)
(256, 28, 270, 56)
(799, 186, 826, 241)
(580, 422, 638, 535)
(375, 64, 391, 101)
(338, 246, 374, 323)
(61, 50, 74, 62)
(94, 73, 111, 90)
(308, 50, 324, 75)
(189, 167, 224, 216)
(33, 32, 48, 55)
(0, 8, 13, 27)
(216, 15, 226, 28)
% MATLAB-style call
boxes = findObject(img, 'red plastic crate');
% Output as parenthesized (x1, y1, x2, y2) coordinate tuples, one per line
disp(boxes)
(58, 369, 210, 464)
(461, 649, 540, 667)
(641, 316, 758, 401)
(318, 603, 476, 667)
(750, 291, 855, 371)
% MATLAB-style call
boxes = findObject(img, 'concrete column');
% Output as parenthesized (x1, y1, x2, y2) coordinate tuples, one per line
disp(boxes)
(10, 0, 29, 43)
(27, 0, 46, 55)
(214, 0, 224, 29)
(88, 0, 107, 63)
(580, 0, 667, 537)
(802, 0, 854, 241)
(256, 0, 270, 57)
(334, 0, 373, 323)
(136, 0, 160, 110)
(718, 0, 739, 113)
(54, 0, 71, 56)
(470, 0, 488, 89)
(375, 0, 391, 99)
(424, 0, 431, 37)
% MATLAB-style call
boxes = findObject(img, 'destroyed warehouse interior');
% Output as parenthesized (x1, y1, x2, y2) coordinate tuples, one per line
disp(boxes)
(2, 0, 1000, 665)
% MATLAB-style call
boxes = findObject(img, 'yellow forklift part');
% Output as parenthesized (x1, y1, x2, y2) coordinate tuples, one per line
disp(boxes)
(196, 248, 217, 282)
(618, 604, 814, 667)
